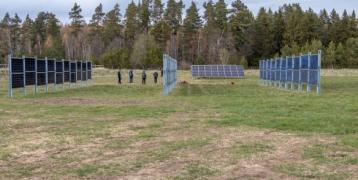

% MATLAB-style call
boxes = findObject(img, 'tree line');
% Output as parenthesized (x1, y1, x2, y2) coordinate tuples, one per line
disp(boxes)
(0, 0, 358, 69)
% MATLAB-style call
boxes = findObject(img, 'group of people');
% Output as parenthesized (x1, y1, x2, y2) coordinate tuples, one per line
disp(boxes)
(117, 69, 163, 85)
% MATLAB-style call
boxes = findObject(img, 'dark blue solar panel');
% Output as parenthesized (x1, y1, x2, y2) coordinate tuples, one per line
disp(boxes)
(56, 61, 63, 72)
(11, 58, 23, 73)
(25, 72, 36, 85)
(70, 73, 76, 83)
(37, 60, 46, 73)
(64, 61, 70, 71)
(191, 65, 244, 78)
(293, 57, 300, 69)
(87, 62, 92, 70)
(310, 55, 319, 69)
(48, 60, 55, 71)
(12, 74, 24, 88)
(25, 58, 36, 72)
(70, 62, 76, 72)
(287, 70, 293, 81)
(287, 57, 293, 69)
(301, 55, 309, 69)
(48, 72, 55, 84)
(37, 73, 46, 86)
(293, 70, 299, 83)
(301, 69, 308, 83)
(309, 70, 318, 84)
(56, 73, 63, 84)
(281, 60, 287, 70)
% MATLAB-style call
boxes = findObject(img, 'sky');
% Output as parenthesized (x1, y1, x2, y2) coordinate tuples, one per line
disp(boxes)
(0, 0, 357, 23)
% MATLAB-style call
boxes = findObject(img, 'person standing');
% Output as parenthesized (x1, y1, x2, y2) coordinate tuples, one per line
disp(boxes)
(117, 70, 122, 84)
(142, 70, 147, 85)
(153, 72, 159, 84)
(129, 70, 134, 83)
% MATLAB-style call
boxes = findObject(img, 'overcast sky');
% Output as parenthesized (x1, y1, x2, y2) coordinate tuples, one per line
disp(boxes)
(0, 0, 357, 23)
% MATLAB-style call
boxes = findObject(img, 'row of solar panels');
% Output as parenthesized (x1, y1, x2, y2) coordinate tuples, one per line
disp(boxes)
(259, 53, 321, 85)
(10, 57, 92, 89)
(191, 65, 244, 78)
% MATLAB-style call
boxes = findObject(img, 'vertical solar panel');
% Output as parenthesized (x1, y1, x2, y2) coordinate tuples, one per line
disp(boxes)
(258, 51, 321, 94)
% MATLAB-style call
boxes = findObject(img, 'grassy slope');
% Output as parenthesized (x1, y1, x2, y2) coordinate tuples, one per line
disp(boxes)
(0, 69, 357, 179)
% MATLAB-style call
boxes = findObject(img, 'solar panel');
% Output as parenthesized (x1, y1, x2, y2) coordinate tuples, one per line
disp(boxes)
(191, 65, 244, 78)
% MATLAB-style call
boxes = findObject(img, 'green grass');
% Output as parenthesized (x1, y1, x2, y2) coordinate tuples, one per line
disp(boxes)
(0, 70, 357, 179)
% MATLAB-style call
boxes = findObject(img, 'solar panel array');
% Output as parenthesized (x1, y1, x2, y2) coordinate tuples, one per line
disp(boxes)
(163, 54, 177, 96)
(191, 65, 245, 78)
(259, 51, 321, 94)
(8, 55, 92, 97)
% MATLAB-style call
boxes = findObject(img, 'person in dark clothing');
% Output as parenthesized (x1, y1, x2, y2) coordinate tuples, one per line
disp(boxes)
(160, 68, 163, 77)
(153, 72, 159, 84)
(129, 70, 134, 83)
(117, 70, 122, 84)
(142, 70, 147, 85)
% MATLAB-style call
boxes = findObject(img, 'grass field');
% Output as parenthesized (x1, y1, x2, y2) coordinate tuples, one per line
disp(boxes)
(0, 69, 357, 179)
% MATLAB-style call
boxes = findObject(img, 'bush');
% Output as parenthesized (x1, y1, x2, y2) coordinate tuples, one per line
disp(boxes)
(99, 48, 130, 69)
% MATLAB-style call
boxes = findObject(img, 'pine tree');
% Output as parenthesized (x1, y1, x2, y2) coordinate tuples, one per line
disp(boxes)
(318, 9, 330, 46)
(273, 9, 285, 55)
(203, 0, 215, 29)
(344, 38, 358, 68)
(348, 11, 358, 38)
(214, 0, 228, 31)
(328, 9, 340, 43)
(229, 0, 254, 57)
(283, 4, 304, 45)
(69, 3, 85, 34)
(10, 14, 22, 56)
(252, 8, 274, 62)
(1, 13, 11, 28)
(182, 1, 202, 63)
(103, 3, 122, 45)
(43, 13, 64, 58)
(164, 0, 184, 34)
(335, 42, 345, 67)
(139, 0, 150, 33)
(32, 12, 47, 55)
(301, 8, 320, 43)
(20, 15, 33, 56)
(90, 3, 105, 33)
(324, 41, 336, 68)
(124, 1, 138, 48)
(151, 0, 163, 24)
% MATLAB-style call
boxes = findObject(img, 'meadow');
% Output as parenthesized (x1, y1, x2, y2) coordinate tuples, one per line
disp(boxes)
(0, 68, 357, 179)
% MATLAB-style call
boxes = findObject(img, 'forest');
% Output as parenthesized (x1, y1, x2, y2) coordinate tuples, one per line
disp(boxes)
(0, 0, 357, 69)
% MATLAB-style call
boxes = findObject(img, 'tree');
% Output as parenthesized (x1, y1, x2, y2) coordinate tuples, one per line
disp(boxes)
(328, 9, 340, 43)
(20, 15, 33, 56)
(214, 0, 228, 30)
(130, 34, 162, 68)
(69, 3, 85, 34)
(229, 0, 254, 58)
(10, 14, 22, 56)
(43, 13, 64, 58)
(324, 41, 335, 68)
(239, 56, 248, 68)
(103, 3, 122, 46)
(139, 0, 150, 33)
(345, 38, 358, 68)
(335, 42, 345, 67)
(151, 0, 164, 24)
(251, 8, 275, 64)
(181, 1, 202, 63)
(90, 3, 105, 33)
(124, 1, 138, 47)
